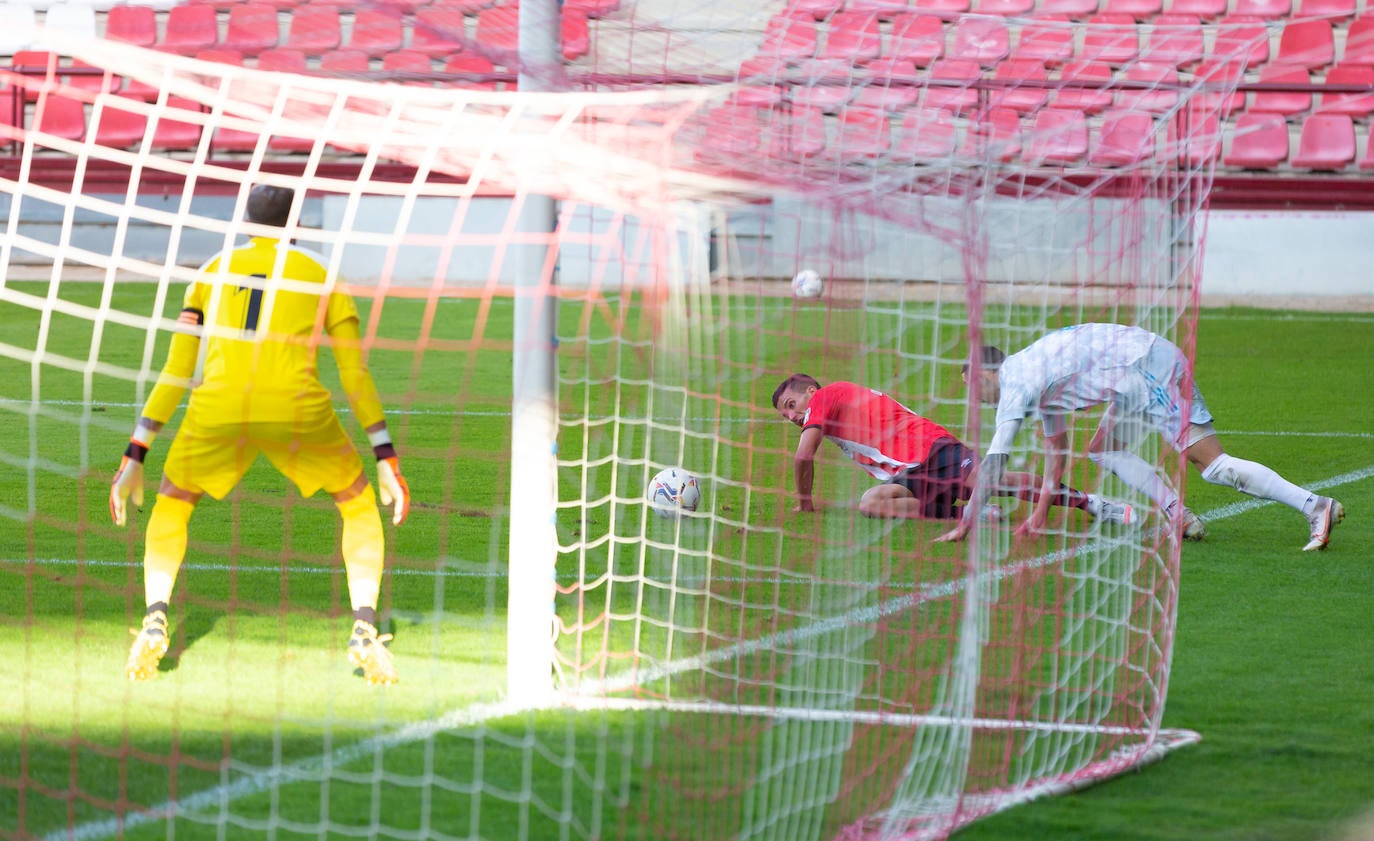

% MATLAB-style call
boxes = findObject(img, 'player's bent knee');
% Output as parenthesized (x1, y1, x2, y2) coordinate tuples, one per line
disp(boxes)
(335, 482, 379, 516)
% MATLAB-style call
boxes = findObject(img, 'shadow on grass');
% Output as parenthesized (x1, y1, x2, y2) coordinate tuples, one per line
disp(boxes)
(158, 604, 221, 675)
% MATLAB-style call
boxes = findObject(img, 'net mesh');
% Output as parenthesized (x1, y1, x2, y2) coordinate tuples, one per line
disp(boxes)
(0, 6, 1246, 839)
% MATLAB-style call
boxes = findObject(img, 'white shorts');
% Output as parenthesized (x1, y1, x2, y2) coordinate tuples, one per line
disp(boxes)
(1101, 337, 1215, 451)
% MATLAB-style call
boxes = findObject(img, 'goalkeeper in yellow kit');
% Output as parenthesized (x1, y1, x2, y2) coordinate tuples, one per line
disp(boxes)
(109, 184, 410, 686)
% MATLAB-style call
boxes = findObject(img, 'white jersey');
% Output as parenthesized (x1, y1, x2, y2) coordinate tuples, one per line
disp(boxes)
(992, 324, 1173, 451)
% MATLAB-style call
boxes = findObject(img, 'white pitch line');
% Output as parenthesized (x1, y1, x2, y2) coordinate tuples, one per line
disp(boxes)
(45, 464, 1374, 841)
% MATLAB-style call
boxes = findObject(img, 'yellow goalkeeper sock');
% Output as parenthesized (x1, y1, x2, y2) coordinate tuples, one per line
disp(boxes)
(337, 486, 385, 612)
(143, 494, 195, 606)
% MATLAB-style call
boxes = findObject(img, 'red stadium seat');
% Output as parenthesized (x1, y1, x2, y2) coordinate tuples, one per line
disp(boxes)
(1360, 130, 1374, 169)
(830, 107, 890, 157)
(785, 0, 841, 18)
(1191, 58, 1246, 117)
(318, 49, 371, 73)
(1222, 111, 1289, 168)
(284, 4, 343, 55)
(561, 12, 591, 61)
(382, 50, 434, 74)
(1144, 14, 1204, 67)
(853, 60, 920, 109)
(565, 0, 619, 17)
(1297, 0, 1355, 16)
(350, 8, 406, 57)
(960, 106, 1021, 161)
(757, 12, 820, 61)
(1115, 61, 1178, 112)
(195, 49, 246, 66)
(104, 5, 158, 49)
(1210, 16, 1270, 66)
(11, 50, 61, 102)
(1231, 0, 1292, 18)
(906, 0, 969, 13)
(1052, 59, 1112, 113)
(1039, 0, 1099, 17)
(162, 5, 220, 55)
(845, 0, 911, 16)
(1079, 14, 1139, 65)
(31, 90, 87, 141)
(221, 3, 280, 56)
(1341, 15, 1374, 65)
(1250, 65, 1312, 115)
(412, 5, 469, 57)
(949, 17, 1010, 66)
(1274, 19, 1334, 69)
(66, 61, 119, 95)
(1318, 63, 1374, 116)
(1023, 107, 1088, 164)
(886, 14, 944, 66)
(893, 107, 957, 161)
(976, 0, 1034, 16)
(920, 58, 981, 115)
(148, 97, 204, 151)
(823, 11, 881, 62)
(1289, 112, 1354, 169)
(791, 59, 856, 109)
(1165, 0, 1226, 18)
(257, 48, 309, 73)
(766, 105, 827, 159)
(1012, 15, 1074, 66)
(1100, 0, 1161, 20)
(92, 93, 153, 148)
(444, 54, 500, 90)
(989, 59, 1049, 112)
(1090, 109, 1155, 165)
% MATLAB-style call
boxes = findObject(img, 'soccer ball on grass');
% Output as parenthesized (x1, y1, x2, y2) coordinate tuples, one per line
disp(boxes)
(646, 467, 702, 519)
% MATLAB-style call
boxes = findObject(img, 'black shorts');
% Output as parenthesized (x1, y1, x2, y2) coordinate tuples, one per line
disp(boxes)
(887, 438, 977, 520)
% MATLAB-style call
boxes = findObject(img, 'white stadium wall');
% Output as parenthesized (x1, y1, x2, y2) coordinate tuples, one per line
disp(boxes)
(6, 192, 1372, 301)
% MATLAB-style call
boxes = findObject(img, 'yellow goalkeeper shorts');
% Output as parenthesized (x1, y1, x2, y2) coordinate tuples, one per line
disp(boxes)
(162, 403, 365, 500)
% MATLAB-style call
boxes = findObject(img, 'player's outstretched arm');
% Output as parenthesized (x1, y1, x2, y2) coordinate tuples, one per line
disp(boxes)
(110, 419, 163, 526)
(111, 310, 201, 526)
(792, 427, 824, 512)
(330, 317, 409, 525)
(1016, 429, 1070, 537)
(368, 421, 410, 526)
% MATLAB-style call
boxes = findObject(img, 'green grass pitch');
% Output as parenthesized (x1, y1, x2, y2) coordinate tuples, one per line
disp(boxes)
(1, 278, 1371, 840)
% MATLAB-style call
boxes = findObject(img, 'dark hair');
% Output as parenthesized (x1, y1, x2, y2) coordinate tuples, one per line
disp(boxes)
(771, 373, 821, 408)
(246, 184, 296, 228)
(961, 345, 1006, 376)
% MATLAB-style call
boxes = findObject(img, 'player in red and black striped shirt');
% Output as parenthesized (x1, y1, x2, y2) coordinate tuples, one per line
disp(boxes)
(771, 373, 1132, 524)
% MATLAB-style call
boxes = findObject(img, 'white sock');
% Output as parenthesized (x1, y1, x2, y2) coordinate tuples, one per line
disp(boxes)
(1090, 451, 1178, 511)
(1200, 453, 1315, 514)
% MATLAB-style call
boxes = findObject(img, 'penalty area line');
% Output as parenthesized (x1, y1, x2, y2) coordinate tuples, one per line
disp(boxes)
(48, 464, 1373, 841)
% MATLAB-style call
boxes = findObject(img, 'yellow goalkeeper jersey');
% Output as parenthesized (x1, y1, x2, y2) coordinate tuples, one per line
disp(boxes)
(141, 236, 385, 428)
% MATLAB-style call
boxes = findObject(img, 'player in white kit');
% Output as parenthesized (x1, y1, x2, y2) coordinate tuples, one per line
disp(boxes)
(937, 323, 1344, 550)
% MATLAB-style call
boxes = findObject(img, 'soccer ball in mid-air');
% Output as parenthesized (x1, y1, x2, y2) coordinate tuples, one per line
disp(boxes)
(646, 467, 702, 519)
(791, 269, 823, 299)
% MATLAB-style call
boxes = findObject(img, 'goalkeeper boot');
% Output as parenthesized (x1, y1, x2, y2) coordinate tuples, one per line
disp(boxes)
(1302, 497, 1345, 552)
(348, 620, 398, 686)
(126, 609, 170, 681)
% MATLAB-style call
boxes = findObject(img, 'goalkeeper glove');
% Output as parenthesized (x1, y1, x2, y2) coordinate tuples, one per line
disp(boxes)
(373, 442, 410, 526)
(110, 439, 150, 527)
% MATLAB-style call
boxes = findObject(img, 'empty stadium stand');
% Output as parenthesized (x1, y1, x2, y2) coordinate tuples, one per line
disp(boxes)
(0, 0, 1371, 208)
